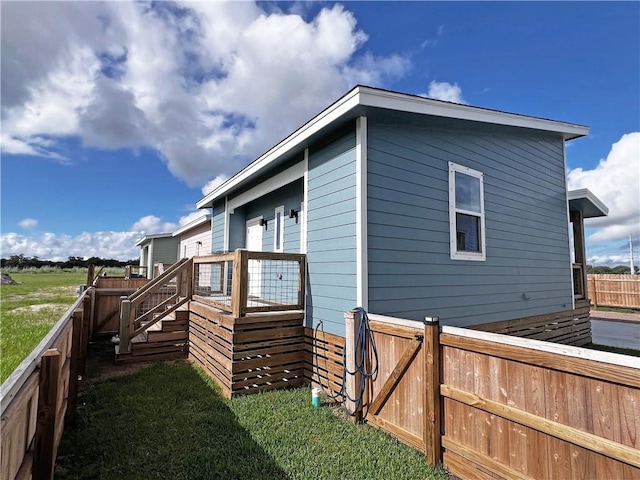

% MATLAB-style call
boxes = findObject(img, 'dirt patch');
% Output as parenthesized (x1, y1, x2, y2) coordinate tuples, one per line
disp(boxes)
(82, 338, 187, 383)
(12, 303, 67, 314)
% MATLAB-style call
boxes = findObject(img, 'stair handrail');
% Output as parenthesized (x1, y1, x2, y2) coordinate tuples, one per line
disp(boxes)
(119, 257, 193, 354)
(128, 257, 189, 304)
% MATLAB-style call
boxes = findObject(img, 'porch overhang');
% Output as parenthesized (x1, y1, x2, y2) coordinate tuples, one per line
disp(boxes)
(197, 85, 589, 209)
(568, 188, 609, 218)
(135, 233, 174, 247)
(171, 214, 212, 237)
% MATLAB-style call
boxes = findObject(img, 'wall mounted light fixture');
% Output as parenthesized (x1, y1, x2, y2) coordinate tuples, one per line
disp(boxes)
(260, 218, 268, 229)
(289, 209, 299, 223)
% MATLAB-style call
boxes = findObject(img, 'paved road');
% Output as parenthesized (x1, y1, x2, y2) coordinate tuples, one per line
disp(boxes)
(590, 311, 640, 351)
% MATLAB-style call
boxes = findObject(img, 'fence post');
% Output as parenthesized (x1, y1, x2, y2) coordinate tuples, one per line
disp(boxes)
(80, 294, 91, 375)
(86, 264, 95, 288)
(344, 309, 363, 423)
(119, 297, 131, 354)
(66, 308, 83, 423)
(33, 349, 61, 480)
(592, 276, 598, 308)
(424, 316, 442, 465)
(232, 249, 248, 318)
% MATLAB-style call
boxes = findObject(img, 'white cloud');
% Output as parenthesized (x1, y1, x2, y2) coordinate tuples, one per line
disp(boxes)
(1, 2, 409, 188)
(0, 231, 141, 261)
(201, 175, 229, 196)
(567, 132, 640, 243)
(425, 80, 466, 104)
(130, 215, 177, 235)
(1, 212, 193, 260)
(18, 218, 38, 229)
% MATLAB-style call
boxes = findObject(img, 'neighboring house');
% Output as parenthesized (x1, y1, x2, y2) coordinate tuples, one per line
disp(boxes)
(136, 233, 180, 279)
(172, 214, 212, 259)
(196, 85, 607, 336)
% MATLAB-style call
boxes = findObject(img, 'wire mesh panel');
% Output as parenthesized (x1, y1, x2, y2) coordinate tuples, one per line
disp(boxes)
(193, 261, 233, 307)
(247, 258, 300, 308)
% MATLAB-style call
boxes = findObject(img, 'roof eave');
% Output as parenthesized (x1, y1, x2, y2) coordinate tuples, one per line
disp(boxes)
(196, 86, 589, 208)
(171, 214, 212, 237)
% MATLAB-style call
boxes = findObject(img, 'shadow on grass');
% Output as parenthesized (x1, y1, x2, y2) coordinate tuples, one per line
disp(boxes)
(56, 362, 288, 480)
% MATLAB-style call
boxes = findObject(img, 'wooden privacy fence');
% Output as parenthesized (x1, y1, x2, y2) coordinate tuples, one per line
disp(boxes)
(1, 290, 92, 480)
(588, 274, 640, 309)
(471, 299, 592, 346)
(90, 276, 149, 335)
(347, 311, 640, 479)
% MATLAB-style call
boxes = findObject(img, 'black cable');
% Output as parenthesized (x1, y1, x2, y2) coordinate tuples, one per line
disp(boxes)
(341, 307, 378, 417)
(312, 308, 379, 418)
(313, 320, 345, 403)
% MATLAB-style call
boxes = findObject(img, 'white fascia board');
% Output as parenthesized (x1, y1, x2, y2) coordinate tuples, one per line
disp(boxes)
(196, 89, 362, 209)
(227, 162, 305, 212)
(568, 188, 609, 216)
(171, 214, 212, 237)
(135, 233, 173, 246)
(357, 87, 589, 140)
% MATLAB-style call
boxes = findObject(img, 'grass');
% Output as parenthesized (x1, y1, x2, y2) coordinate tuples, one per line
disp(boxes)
(586, 343, 640, 357)
(0, 271, 85, 382)
(56, 362, 448, 480)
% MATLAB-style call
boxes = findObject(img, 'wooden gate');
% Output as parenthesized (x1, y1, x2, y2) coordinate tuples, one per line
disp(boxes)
(361, 313, 439, 456)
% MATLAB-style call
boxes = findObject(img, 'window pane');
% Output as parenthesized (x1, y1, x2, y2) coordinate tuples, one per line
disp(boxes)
(456, 213, 480, 252)
(455, 172, 481, 213)
(275, 212, 282, 250)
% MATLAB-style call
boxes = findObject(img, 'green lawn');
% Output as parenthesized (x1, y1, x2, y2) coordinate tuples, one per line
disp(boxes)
(0, 271, 85, 382)
(56, 361, 448, 480)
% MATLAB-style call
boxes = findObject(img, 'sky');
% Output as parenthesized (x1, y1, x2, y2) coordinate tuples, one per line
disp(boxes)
(1, 1, 639, 265)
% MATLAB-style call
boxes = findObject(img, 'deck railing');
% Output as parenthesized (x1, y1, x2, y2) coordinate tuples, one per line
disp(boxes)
(124, 265, 148, 279)
(118, 258, 192, 354)
(193, 249, 306, 317)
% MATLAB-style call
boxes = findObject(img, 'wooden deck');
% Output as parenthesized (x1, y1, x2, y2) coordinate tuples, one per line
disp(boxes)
(188, 299, 305, 398)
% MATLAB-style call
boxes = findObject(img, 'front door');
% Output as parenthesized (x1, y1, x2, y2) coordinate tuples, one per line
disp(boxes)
(246, 217, 263, 297)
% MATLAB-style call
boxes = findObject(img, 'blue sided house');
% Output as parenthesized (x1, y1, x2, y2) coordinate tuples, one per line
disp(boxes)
(195, 85, 607, 339)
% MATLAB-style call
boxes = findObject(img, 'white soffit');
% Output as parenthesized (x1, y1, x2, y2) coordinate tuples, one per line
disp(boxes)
(568, 188, 609, 218)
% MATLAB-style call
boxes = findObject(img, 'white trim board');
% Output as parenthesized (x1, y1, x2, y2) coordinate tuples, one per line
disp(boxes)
(356, 116, 368, 310)
(442, 325, 640, 369)
(301, 149, 309, 255)
(228, 162, 304, 212)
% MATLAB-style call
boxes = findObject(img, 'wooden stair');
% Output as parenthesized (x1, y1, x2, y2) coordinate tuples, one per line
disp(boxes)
(115, 308, 189, 364)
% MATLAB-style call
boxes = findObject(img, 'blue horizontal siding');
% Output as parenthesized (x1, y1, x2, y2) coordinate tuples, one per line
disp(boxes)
(212, 201, 225, 252)
(242, 179, 303, 254)
(367, 118, 573, 327)
(306, 129, 357, 336)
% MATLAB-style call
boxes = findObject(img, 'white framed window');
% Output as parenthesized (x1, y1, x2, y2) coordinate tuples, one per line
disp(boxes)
(274, 205, 285, 252)
(449, 162, 486, 261)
